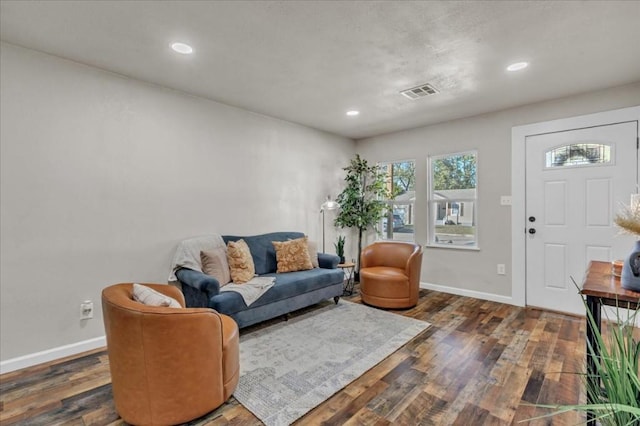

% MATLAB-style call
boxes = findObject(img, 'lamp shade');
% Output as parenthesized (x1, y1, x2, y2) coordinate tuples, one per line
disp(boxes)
(320, 195, 339, 253)
(321, 195, 339, 211)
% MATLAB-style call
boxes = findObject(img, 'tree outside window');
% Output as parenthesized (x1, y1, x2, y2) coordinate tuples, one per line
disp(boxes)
(428, 152, 477, 248)
(379, 160, 415, 241)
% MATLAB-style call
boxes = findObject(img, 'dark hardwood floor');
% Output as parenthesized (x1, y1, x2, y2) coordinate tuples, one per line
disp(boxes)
(1, 288, 606, 425)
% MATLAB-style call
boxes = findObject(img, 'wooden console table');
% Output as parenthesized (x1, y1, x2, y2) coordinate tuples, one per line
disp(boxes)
(579, 260, 640, 424)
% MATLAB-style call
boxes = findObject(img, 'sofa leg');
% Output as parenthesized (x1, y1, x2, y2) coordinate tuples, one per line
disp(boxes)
(283, 313, 290, 322)
(334, 296, 340, 304)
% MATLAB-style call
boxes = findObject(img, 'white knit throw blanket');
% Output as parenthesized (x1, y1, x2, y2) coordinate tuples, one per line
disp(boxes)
(168, 234, 226, 283)
(220, 276, 275, 306)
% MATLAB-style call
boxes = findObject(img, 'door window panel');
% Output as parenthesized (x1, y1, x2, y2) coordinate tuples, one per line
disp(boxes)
(545, 143, 611, 168)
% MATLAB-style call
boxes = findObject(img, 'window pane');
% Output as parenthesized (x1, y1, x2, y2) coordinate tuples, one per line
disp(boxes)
(382, 161, 416, 198)
(429, 152, 477, 248)
(432, 154, 476, 191)
(432, 201, 476, 246)
(545, 143, 611, 168)
(379, 160, 415, 242)
(381, 202, 414, 241)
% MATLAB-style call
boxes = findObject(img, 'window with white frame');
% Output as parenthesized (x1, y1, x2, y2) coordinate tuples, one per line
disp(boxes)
(428, 151, 477, 248)
(378, 160, 415, 242)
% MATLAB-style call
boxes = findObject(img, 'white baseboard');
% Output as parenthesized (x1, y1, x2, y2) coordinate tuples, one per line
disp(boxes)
(0, 336, 106, 375)
(419, 282, 516, 306)
(420, 283, 640, 326)
(601, 305, 640, 327)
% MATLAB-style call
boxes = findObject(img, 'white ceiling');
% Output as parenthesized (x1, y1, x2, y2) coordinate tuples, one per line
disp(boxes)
(1, 0, 639, 139)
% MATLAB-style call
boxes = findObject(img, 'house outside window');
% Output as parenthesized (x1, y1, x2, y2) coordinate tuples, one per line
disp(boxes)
(428, 151, 478, 248)
(378, 160, 415, 242)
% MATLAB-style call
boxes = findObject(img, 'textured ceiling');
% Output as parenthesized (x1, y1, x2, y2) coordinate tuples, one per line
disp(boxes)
(1, 0, 639, 139)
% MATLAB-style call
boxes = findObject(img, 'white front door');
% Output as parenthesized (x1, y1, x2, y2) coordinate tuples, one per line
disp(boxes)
(525, 122, 638, 314)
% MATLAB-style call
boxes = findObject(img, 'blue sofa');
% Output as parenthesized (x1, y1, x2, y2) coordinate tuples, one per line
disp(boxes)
(175, 232, 344, 328)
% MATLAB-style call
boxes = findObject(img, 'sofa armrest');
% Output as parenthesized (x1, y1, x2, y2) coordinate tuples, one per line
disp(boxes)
(176, 268, 220, 298)
(318, 253, 340, 269)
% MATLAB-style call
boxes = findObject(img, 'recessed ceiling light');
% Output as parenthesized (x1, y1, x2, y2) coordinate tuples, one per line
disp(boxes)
(346, 110, 360, 116)
(507, 62, 528, 71)
(171, 42, 193, 54)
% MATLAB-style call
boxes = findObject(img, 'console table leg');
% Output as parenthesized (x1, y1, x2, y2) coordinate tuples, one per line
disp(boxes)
(585, 296, 601, 425)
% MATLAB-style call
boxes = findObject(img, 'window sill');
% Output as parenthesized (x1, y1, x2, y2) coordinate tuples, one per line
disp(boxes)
(424, 244, 480, 251)
(377, 238, 416, 243)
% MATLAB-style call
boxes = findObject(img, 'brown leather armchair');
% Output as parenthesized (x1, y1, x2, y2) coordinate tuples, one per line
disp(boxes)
(359, 241, 423, 309)
(102, 283, 239, 425)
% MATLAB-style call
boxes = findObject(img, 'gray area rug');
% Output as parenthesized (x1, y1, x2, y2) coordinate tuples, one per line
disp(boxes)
(234, 300, 431, 426)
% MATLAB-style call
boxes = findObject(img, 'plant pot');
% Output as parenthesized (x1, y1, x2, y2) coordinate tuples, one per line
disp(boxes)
(339, 256, 345, 264)
(620, 240, 640, 292)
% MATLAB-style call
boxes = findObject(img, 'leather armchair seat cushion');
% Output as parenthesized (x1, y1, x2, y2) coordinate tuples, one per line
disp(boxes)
(361, 267, 410, 298)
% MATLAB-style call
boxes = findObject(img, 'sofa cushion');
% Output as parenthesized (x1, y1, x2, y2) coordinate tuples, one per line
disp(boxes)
(201, 248, 231, 286)
(273, 236, 313, 273)
(308, 240, 319, 268)
(227, 239, 255, 284)
(209, 267, 344, 315)
(223, 232, 305, 275)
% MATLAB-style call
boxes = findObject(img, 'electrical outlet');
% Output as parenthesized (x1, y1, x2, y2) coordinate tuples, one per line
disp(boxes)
(497, 264, 506, 275)
(500, 196, 512, 206)
(80, 300, 93, 320)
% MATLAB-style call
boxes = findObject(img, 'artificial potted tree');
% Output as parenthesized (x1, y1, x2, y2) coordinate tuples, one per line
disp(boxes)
(334, 154, 389, 279)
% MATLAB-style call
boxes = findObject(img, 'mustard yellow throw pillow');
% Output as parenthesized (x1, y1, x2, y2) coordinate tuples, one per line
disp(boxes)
(273, 236, 314, 273)
(227, 239, 255, 283)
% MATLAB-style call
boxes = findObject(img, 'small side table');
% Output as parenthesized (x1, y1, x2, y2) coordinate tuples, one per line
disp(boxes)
(338, 262, 356, 296)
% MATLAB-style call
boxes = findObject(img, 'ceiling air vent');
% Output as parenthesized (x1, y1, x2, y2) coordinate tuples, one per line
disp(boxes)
(400, 83, 439, 100)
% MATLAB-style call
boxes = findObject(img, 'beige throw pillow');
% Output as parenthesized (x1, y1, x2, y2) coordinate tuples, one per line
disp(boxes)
(132, 283, 182, 308)
(273, 236, 314, 273)
(201, 248, 231, 286)
(307, 239, 319, 268)
(227, 239, 255, 283)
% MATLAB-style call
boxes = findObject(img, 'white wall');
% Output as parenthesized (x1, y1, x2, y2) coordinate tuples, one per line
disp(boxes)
(0, 42, 354, 363)
(357, 82, 640, 300)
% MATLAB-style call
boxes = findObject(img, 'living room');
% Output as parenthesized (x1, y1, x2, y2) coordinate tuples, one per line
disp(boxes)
(1, 1, 639, 425)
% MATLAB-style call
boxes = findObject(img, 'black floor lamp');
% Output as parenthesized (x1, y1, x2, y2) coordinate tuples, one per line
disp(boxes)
(320, 195, 339, 253)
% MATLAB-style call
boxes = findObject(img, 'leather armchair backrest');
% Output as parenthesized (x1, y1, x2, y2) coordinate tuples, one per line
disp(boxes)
(102, 283, 225, 425)
(361, 241, 421, 270)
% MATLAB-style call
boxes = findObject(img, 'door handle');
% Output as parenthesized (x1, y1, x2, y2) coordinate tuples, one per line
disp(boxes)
(528, 228, 536, 234)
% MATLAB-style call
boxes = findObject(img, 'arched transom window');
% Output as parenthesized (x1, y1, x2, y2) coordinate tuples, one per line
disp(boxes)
(545, 143, 611, 168)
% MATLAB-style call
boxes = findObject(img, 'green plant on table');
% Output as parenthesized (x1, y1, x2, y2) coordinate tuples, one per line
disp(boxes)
(334, 235, 345, 260)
